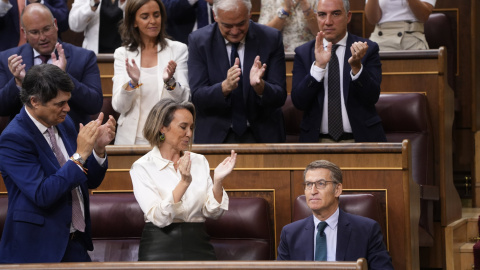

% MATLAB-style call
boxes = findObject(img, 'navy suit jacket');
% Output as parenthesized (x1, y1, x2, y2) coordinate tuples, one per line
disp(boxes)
(0, 0, 69, 52)
(0, 107, 107, 263)
(188, 21, 287, 143)
(163, 0, 209, 44)
(0, 42, 103, 129)
(277, 210, 393, 270)
(291, 33, 386, 142)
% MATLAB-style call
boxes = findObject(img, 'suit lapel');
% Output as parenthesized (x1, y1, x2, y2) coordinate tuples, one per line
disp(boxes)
(213, 25, 230, 79)
(243, 22, 258, 103)
(19, 107, 60, 168)
(22, 44, 34, 72)
(335, 210, 351, 261)
(303, 216, 316, 260)
(343, 34, 354, 102)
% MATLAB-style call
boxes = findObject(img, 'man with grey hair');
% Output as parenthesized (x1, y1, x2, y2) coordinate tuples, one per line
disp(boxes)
(187, 0, 287, 143)
(277, 160, 393, 269)
(291, 0, 386, 143)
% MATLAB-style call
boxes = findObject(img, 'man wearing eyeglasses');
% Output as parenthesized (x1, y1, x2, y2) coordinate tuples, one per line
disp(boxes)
(0, 3, 103, 132)
(277, 160, 393, 269)
(290, 0, 386, 143)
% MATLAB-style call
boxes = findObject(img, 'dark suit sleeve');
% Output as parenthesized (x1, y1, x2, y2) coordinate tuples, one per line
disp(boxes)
(276, 227, 291, 260)
(163, 0, 194, 20)
(348, 41, 382, 106)
(188, 33, 231, 112)
(365, 222, 394, 270)
(0, 50, 22, 117)
(44, 0, 69, 33)
(66, 46, 103, 116)
(0, 119, 103, 209)
(290, 43, 323, 112)
(258, 30, 287, 108)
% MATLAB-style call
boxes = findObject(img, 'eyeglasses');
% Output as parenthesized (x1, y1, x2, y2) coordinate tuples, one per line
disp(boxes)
(25, 24, 56, 38)
(303, 180, 337, 190)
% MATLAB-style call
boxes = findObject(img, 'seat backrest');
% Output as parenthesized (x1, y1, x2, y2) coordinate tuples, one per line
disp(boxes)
(376, 93, 434, 187)
(281, 95, 303, 143)
(206, 197, 273, 260)
(293, 194, 387, 246)
(424, 12, 455, 88)
(88, 193, 273, 261)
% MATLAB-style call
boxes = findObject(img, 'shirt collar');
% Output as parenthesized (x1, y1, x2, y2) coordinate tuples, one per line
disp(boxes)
(323, 32, 348, 49)
(313, 207, 340, 230)
(151, 146, 173, 170)
(25, 106, 50, 135)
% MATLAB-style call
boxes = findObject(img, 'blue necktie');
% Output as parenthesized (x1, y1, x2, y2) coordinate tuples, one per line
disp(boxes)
(230, 43, 247, 136)
(328, 44, 344, 141)
(315, 221, 327, 261)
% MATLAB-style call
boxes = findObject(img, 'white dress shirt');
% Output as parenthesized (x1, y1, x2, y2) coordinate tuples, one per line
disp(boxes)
(309, 33, 364, 135)
(130, 147, 229, 228)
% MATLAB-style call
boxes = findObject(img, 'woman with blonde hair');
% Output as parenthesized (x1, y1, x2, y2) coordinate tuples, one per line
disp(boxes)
(130, 99, 237, 261)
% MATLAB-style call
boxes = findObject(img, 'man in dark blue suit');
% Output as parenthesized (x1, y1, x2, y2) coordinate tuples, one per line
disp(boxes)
(0, 0, 69, 51)
(291, 0, 386, 143)
(0, 64, 116, 263)
(188, 0, 287, 143)
(163, 0, 214, 44)
(277, 160, 393, 270)
(0, 3, 102, 130)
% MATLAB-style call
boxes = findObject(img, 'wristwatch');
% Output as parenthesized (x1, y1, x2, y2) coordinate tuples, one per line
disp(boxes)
(90, 0, 100, 8)
(72, 153, 85, 165)
(277, 8, 289, 19)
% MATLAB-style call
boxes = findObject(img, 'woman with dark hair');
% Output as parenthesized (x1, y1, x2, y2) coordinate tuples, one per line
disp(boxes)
(112, 0, 190, 145)
(130, 98, 237, 261)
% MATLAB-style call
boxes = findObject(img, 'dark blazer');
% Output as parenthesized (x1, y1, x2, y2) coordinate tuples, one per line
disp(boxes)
(0, 0, 69, 52)
(0, 107, 107, 263)
(188, 21, 287, 143)
(277, 209, 393, 270)
(0, 41, 103, 129)
(163, 0, 208, 44)
(291, 33, 386, 142)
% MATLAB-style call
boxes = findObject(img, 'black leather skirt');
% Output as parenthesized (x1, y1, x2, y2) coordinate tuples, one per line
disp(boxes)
(138, 222, 217, 261)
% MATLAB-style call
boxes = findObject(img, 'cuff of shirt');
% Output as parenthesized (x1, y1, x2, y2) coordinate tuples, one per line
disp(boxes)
(350, 64, 363, 80)
(93, 150, 107, 166)
(310, 62, 326, 82)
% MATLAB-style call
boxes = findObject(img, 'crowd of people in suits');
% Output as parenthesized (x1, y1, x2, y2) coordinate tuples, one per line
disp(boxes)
(0, 0, 434, 267)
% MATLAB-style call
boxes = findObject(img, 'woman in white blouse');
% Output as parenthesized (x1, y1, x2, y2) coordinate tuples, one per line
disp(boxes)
(130, 99, 237, 261)
(112, 0, 190, 145)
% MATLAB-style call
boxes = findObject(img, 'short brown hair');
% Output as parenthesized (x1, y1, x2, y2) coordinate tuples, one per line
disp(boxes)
(303, 160, 343, 183)
(143, 98, 196, 147)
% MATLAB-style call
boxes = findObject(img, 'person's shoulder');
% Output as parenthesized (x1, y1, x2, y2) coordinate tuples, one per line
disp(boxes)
(341, 209, 378, 227)
(189, 23, 216, 39)
(293, 40, 315, 56)
(283, 215, 312, 231)
(250, 21, 281, 36)
(165, 39, 188, 50)
(0, 44, 26, 58)
(62, 41, 96, 56)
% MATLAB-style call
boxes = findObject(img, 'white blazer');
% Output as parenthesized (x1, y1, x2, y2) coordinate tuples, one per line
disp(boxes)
(112, 39, 191, 145)
(68, 0, 126, 54)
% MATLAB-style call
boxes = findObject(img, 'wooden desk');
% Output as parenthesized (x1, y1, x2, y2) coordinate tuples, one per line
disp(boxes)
(0, 260, 367, 270)
(97, 141, 418, 270)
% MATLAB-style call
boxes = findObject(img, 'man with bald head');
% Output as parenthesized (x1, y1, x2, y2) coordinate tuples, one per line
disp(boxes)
(0, 3, 102, 131)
